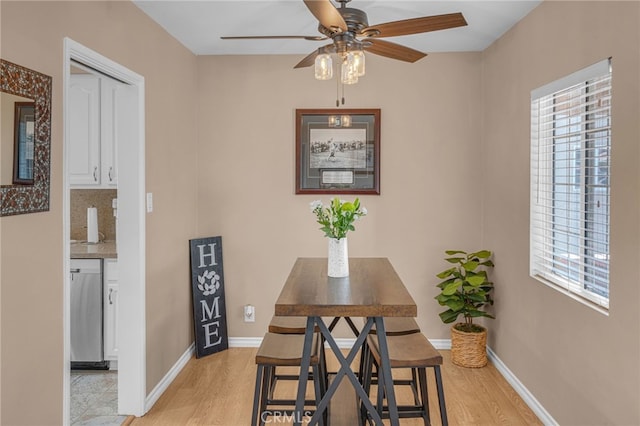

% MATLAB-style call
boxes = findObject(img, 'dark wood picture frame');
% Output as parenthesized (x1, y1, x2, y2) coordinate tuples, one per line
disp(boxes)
(12, 102, 36, 185)
(296, 108, 380, 195)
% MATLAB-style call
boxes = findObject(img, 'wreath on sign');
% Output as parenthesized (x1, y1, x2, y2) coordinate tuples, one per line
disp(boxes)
(197, 269, 220, 296)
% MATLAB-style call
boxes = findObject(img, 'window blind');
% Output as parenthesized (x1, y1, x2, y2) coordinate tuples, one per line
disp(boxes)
(530, 59, 611, 310)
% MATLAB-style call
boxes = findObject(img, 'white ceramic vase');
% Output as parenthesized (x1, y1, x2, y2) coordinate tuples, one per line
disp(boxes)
(328, 237, 349, 277)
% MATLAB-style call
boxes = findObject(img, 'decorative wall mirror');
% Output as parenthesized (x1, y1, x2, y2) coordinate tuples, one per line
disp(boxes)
(1, 59, 52, 216)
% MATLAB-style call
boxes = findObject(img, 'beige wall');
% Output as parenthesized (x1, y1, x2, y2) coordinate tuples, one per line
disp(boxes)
(196, 52, 483, 338)
(0, 1, 199, 424)
(1, 0, 638, 425)
(481, 1, 640, 424)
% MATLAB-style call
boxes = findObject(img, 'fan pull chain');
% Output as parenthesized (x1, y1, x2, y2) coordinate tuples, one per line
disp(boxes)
(342, 82, 345, 105)
(336, 74, 340, 107)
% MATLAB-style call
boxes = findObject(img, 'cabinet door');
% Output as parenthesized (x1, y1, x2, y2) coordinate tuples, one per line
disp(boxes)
(101, 79, 118, 186)
(104, 259, 119, 361)
(69, 75, 101, 186)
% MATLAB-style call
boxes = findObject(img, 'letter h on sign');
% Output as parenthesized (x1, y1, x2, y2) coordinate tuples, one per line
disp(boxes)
(189, 236, 228, 357)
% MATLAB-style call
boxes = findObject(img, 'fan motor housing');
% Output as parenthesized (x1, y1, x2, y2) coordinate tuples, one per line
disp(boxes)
(339, 7, 369, 33)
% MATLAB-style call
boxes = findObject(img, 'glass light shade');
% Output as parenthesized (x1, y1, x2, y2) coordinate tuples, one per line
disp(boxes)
(341, 53, 358, 85)
(314, 54, 333, 80)
(328, 115, 338, 127)
(352, 50, 365, 76)
(340, 115, 352, 127)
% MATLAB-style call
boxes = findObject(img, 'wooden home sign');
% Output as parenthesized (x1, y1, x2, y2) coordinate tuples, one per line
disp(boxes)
(189, 236, 228, 358)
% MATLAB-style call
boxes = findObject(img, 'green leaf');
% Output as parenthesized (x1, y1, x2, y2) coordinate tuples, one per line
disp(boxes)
(481, 260, 495, 267)
(439, 309, 460, 324)
(467, 310, 495, 319)
(445, 250, 466, 255)
(342, 202, 355, 212)
(472, 250, 492, 258)
(466, 292, 488, 302)
(462, 260, 479, 271)
(442, 280, 462, 296)
(445, 257, 464, 264)
(466, 275, 486, 286)
(444, 299, 465, 312)
(436, 277, 457, 289)
(434, 294, 449, 305)
(436, 268, 456, 279)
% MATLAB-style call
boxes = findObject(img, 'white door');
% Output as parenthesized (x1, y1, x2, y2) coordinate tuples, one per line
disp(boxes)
(113, 81, 147, 416)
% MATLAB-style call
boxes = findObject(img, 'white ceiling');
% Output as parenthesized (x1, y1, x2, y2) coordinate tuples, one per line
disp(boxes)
(133, 0, 542, 56)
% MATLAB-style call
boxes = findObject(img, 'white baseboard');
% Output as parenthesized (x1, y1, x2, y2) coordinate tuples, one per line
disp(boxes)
(486, 346, 557, 426)
(146, 337, 556, 426)
(145, 343, 195, 412)
(229, 337, 262, 347)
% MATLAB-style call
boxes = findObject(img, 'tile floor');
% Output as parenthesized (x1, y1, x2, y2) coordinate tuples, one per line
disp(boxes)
(70, 370, 128, 425)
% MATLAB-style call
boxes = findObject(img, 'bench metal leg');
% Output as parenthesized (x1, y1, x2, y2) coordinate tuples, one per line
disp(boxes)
(434, 365, 448, 426)
(373, 317, 400, 426)
(293, 317, 316, 426)
(417, 368, 430, 426)
(251, 364, 264, 426)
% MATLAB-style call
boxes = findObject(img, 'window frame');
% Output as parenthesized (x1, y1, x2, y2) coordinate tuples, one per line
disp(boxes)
(530, 58, 612, 312)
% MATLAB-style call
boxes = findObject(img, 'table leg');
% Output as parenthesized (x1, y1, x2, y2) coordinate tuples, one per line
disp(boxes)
(307, 317, 384, 426)
(293, 316, 316, 426)
(373, 317, 399, 426)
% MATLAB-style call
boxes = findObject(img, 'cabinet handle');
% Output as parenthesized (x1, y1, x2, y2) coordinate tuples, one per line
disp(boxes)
(108, 288, 114, 305)
(93, 166, 98, 182)
(108, 166, 114, 182)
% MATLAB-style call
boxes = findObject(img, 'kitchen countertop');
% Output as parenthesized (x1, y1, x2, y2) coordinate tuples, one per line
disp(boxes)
(70, 240, 117, 259)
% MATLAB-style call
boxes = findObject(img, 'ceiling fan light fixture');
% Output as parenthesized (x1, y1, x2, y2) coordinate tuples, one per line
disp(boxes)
(314, 53, 333, 80)
(341, 52, 359, 85)
(352, 50, 365, 77)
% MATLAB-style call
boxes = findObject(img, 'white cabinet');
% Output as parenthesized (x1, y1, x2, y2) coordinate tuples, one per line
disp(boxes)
(103, 259, 119, 361)
(69, 74, 118, 188)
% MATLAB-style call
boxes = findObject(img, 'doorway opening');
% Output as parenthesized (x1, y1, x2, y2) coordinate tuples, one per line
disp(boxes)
(63, 38, 147, 424)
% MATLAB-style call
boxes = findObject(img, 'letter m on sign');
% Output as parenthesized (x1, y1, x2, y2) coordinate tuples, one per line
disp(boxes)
(189, 236, 228, 358)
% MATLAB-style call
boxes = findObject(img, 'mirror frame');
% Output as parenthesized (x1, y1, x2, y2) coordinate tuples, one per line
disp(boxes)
(1, 59, 52, 216)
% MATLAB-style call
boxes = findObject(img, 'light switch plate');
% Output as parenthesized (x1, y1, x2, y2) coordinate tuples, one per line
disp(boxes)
(146, 193, 153, 213)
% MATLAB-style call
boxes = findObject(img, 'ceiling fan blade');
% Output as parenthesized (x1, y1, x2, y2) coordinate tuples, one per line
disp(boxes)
(294, 50, 320, 69)
(362, 12, 467, 38)
(294, 43, 335, 68)
(221, 35, 327, 41)
(364, 39, 427, 63)
(303, 0, 347, 33)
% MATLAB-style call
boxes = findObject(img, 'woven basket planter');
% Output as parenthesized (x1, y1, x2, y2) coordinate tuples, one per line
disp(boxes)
(451, 324, 488, 368)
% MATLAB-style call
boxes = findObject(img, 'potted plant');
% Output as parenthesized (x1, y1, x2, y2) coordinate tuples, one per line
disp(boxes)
(310, 197, 367, 277)
(434, 249, 494, 367)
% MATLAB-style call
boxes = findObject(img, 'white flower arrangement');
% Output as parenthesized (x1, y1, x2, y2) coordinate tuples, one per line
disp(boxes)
(310, 197, 367, 240)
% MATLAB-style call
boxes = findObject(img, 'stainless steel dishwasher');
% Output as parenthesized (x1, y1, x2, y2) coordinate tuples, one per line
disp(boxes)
(70, 258, 108, 369)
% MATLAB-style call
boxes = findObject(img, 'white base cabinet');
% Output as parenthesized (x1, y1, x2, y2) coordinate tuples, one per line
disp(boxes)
(103, 259, 119, 361)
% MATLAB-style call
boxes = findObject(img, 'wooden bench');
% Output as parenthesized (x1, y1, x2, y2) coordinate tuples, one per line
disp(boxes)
(252, 332, 325, 426)
(368, 317, 421, 336)
(358, 317, 422, 389)
(267, 316, 328, 397)
(362, 332, 448, 426)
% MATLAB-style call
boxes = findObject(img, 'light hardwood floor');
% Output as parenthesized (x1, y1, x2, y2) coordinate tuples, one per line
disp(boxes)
(126, 348, 542, 426)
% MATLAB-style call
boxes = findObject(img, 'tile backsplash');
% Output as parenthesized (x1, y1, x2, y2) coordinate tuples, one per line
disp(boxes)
(70, 189, 117, 242)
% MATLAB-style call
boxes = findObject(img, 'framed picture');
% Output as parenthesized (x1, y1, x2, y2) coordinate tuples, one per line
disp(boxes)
(12, 102, 35, 185)
(296, 108, 380, 194)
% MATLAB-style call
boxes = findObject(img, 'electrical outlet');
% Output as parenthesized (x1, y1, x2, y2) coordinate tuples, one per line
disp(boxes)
(243, 305, 255, 322)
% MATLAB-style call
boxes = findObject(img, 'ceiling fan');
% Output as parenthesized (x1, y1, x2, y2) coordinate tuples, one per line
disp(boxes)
(221, 0, 468, 69)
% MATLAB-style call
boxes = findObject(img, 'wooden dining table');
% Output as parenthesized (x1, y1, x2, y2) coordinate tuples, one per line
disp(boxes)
(274, 257, 417, 426)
